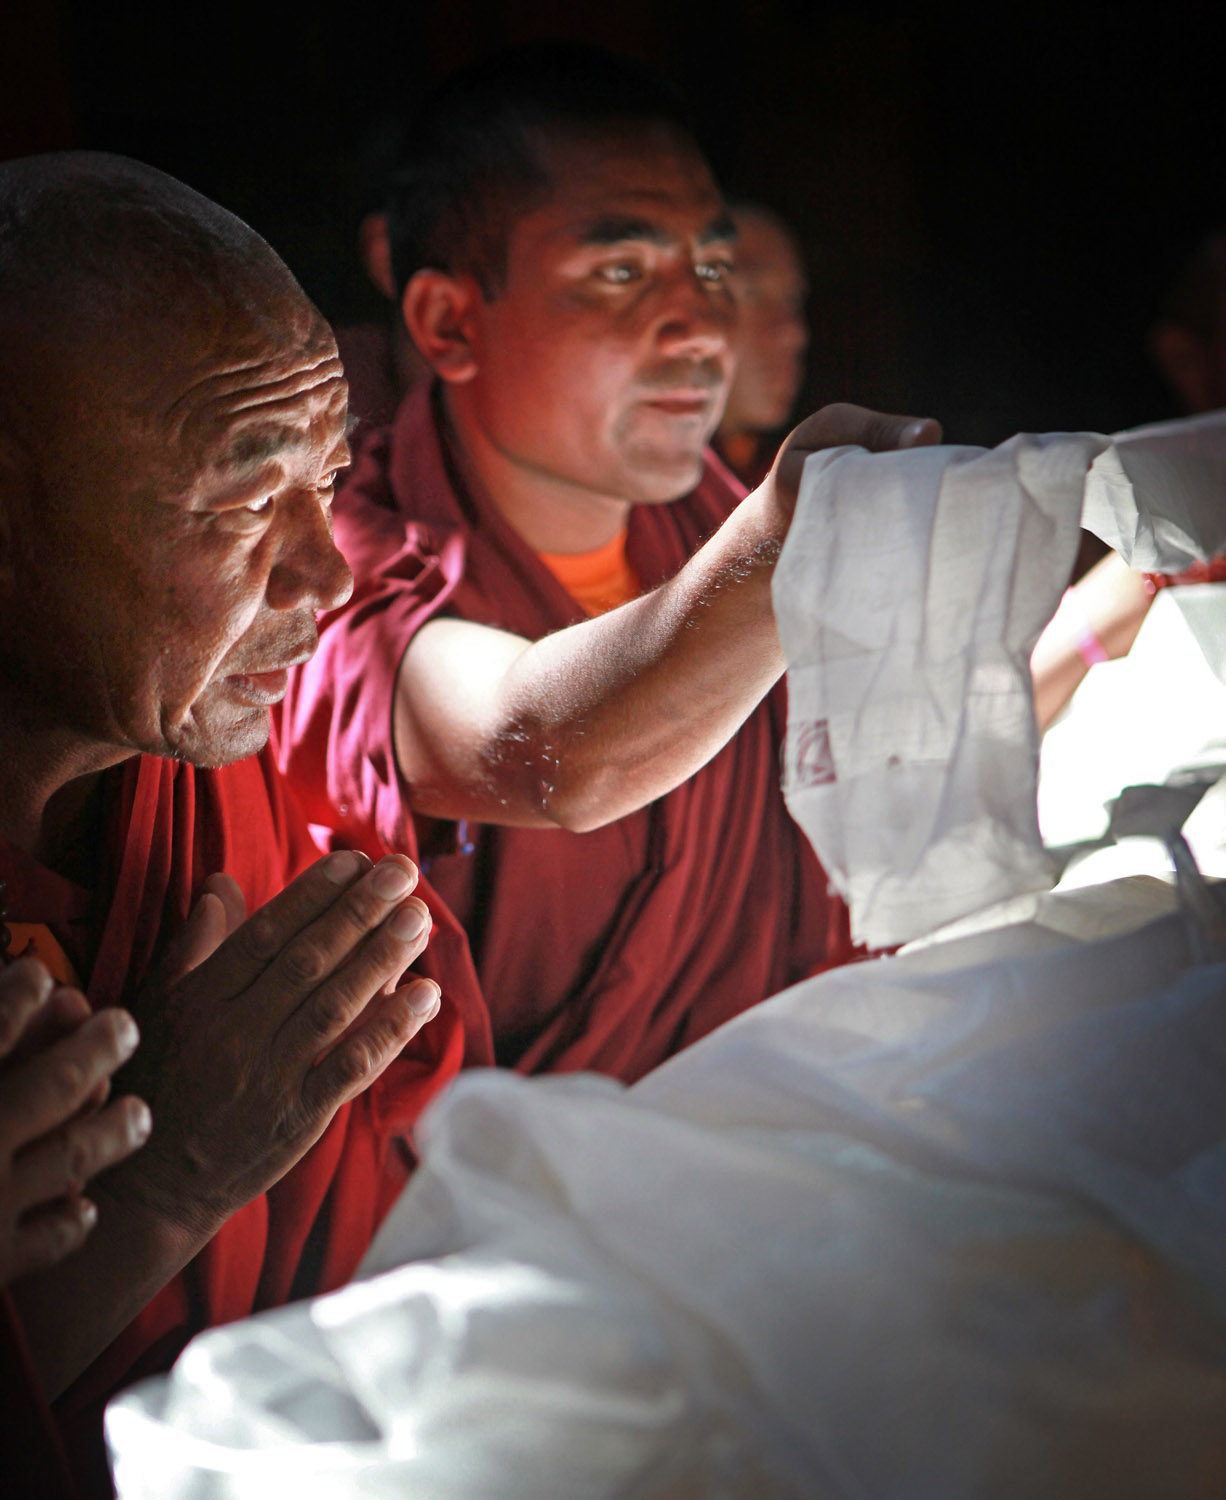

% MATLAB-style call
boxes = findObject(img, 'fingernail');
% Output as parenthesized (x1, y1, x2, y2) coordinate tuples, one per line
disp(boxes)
(409, 980, 440, 1017)
(322, 850, 364, 885)
(903, 420, 933, 445)
(372, 860, 414, 901)
(389, 901, 429, 943)
(78, 1198, 98, 1230)
(192, 890, 218, 920)
(115, 1011, 140, 1057)
(129, 1101, 152, 1145)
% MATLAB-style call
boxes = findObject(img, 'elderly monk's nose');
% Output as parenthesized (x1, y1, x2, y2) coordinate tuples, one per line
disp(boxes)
(266, 496, 354, 614)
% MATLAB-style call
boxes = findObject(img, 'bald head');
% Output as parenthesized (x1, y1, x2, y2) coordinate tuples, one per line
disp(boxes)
(0, 152, 294, 336)
(0, 152, 351, 773)
(0, 154, 319, 426)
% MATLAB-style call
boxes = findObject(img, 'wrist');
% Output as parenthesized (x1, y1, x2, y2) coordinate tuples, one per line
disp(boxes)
(97, 1150, 229, 1254)
(1057, 587, 1109, 668)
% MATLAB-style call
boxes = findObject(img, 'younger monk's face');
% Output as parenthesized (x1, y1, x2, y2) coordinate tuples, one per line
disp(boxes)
(17, 286, 353, 768)
(458, 125, 738, 507)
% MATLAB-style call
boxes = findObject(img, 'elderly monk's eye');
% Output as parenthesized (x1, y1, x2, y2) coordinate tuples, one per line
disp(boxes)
(245, 496, 273, 515)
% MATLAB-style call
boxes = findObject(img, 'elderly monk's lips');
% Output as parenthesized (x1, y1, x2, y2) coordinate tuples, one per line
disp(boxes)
(222, 636, 315, 691)
(222, 648, 314, 704)
(223, 668, 291, 704)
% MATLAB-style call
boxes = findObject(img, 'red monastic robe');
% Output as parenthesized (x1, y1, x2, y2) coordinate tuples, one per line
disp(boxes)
(278, 384, 857, 1085)
(0, 747, 468, 1496)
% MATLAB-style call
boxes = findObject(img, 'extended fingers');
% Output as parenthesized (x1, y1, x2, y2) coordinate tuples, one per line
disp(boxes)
(276, 878, 433, 1059)
(782, 403, 942, 462)
(863, 411, 942, 452)
(273, 857, 421, 992)
(303, 978, 441, 1114)
(768, 405, 943, 522)
(219, 850, 375, 985)
(158, 874, 248, 987)
(10, 1095, 151, 1214)
(5, 1195, 99, 1282)
(0, 957, 54, 1057)
(201, 872, 247, 933)
(0, 1008, 140, 1148)
(18, 985, 93, 1054)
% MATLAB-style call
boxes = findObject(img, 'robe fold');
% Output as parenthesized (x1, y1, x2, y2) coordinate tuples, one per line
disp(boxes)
(1, 1289, 76, 1499)
(1, 746, 467, 1496)
(278, 383, 857, 1085)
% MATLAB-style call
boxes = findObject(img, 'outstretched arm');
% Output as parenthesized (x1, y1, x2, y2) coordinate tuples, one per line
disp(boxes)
(395, 404, 940, 832)
(1030, 551, 1153, 731)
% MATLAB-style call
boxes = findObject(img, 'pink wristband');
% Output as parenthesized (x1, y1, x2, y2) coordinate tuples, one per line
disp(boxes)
(1073, 617, 1109, 666)
(1059, 587, 1109, 666)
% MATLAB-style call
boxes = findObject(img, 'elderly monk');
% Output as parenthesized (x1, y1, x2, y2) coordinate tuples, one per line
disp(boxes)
(278, 44, 939, 1084)
(0, 152, 466, 1494)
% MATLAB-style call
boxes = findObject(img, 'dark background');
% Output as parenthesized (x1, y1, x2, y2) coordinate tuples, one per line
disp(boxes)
(3, 1, 1224, 444)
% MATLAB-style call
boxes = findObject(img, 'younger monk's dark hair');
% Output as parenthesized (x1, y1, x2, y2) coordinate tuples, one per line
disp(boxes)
(385, 42, 701, 301)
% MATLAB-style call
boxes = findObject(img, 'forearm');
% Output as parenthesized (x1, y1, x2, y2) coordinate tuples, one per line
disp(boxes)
(400, 484, 786, 832)
(10, 1166, 218, 1398)
(1031, 552, 1153, 731)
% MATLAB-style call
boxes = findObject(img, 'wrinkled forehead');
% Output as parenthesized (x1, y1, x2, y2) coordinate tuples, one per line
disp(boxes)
(21, 281, 349, 508)
(154, 297, 348, 461)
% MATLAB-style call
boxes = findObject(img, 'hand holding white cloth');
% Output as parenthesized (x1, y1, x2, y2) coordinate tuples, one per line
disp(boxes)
(775, 412, 1226, 947)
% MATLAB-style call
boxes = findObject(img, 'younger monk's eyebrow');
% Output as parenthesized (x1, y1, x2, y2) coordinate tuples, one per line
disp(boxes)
(699, 212, 739, 247)
(576, 212, 739, 249)
(579, 215, 676, 248)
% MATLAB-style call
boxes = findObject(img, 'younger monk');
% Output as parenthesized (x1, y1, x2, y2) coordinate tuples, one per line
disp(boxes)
(279, 45, 939, 1084)
(0, 152, 465, 1493)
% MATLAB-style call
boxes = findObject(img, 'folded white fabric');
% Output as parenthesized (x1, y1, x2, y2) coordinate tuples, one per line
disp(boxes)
(1084, 409, 1226, 570)
(775, 412, 1226, 948)
(107, 902, 1226, 1500)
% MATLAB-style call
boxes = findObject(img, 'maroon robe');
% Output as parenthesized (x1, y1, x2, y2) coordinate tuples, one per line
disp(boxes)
(2, 1290, 76, 1499)
(1, 747, 469, 1497)
(278, 383, 857, 1085)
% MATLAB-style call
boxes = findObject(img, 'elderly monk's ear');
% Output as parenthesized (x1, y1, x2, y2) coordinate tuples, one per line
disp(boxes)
(401, 270, 481, 384)
(359, 212, 397, 302)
